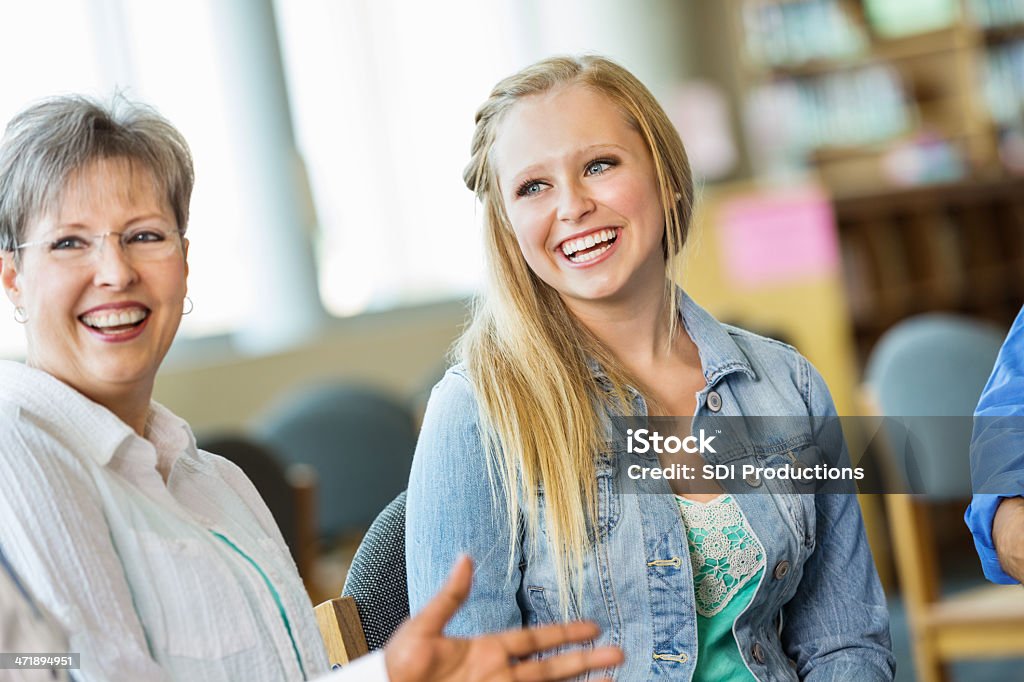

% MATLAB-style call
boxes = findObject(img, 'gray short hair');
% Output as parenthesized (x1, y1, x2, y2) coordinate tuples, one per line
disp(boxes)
(0, 94, 194, 253)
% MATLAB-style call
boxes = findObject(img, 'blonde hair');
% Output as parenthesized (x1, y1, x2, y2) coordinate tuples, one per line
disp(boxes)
(459, 55, 694, 613)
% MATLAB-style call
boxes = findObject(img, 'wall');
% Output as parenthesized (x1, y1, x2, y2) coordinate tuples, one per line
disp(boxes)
(154, 299, 468, 434)
(681, 182, 860, 415)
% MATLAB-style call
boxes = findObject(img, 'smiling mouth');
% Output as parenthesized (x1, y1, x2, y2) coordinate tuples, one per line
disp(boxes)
(79, 308, 150, 335)
(559, 228, 619, 263)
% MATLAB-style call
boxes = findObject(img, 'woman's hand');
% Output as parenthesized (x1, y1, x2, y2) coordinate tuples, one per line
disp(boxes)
(384, 556, 623, 682)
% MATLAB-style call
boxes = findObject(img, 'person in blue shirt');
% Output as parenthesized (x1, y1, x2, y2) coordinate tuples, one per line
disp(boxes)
(967, 306, 1024, 584)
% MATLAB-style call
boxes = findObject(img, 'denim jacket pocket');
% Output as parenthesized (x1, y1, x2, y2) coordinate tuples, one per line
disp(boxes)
(525, 585, 580, 624)
(753, 441, 820, 548)
(535, 456, 621, 543)
(523, 585, 594, 667)
(592, 458, 621, 541)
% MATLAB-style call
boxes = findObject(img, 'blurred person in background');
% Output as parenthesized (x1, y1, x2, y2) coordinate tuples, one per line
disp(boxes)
(967, 305, 1024, 584)
(408, 54, 894, 681)
(0, 95, 622, 682)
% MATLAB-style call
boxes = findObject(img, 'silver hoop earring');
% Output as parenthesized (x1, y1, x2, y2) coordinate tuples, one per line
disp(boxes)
(182, 296, 194, 316)
(13, 306, 27, 324)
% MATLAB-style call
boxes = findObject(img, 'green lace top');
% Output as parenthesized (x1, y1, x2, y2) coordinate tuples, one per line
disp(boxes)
(677, 494, 766, 681)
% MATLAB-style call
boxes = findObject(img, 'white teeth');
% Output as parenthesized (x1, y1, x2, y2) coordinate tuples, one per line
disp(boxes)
(82, 308, 147, 329)
(560, 229, 617, 259)
(568, 242, 612, 263)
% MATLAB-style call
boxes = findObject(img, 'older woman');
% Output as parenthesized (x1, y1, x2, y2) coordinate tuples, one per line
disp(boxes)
(0, 96, 621, 682)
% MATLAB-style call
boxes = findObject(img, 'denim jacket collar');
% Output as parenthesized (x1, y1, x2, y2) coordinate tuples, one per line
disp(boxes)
(586, 288, 757, 390)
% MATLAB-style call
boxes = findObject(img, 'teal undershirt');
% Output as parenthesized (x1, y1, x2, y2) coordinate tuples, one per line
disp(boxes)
(677, 496, 763, 681)
(694, 566, 763, 680)
(213, 531, 307, 681)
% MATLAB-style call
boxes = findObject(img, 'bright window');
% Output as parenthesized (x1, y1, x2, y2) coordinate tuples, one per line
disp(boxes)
(0, 0, 103, 357)
(1, 0, 533, 357)
(0, 0, 255, 358)
(274, 0, 525, 315)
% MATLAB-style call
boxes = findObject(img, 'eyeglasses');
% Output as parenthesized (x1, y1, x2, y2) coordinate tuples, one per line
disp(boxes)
(15, 228, 183, 265)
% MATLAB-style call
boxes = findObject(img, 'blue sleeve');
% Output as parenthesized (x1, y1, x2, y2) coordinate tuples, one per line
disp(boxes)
(405, 369, 524, 636)
(964, 495, 1018, 584)
(967, 305, 1024, 584)
(783, 358, 895, 681)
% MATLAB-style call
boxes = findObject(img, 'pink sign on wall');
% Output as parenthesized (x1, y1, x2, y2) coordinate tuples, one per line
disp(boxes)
(716, 186, 840, 286)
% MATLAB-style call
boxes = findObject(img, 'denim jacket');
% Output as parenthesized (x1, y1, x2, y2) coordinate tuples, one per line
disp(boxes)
(406, 292, 894, 681)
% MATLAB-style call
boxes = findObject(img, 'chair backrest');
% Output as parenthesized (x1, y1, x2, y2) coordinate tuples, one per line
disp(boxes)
(197, 434, 318, 584)
(864, 313, 1005, 499)
(256, 383, 418, 539)
(341, 490, 409, 651)
(314, 595, 369, 669)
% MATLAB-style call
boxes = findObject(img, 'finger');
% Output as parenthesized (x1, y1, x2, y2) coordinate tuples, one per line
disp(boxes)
(511, 645, 624, 682)
(493, 620, 601, 658)
(407, 555, 473, 635)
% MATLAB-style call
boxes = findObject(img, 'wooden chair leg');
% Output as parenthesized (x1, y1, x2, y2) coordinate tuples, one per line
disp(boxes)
(911, 632, 950, 682)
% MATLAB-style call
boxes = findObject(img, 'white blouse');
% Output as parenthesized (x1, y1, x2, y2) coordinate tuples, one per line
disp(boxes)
(0, 361, 386, 682)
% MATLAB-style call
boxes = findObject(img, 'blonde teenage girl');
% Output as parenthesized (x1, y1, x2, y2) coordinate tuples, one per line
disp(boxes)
(406, 55, 893, 681)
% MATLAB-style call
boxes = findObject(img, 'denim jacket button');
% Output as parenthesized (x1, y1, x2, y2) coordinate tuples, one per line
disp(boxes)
(774, 560, 790, 579)
(706, 391, 722, 412)
(752, 642, 766, 664)
(744, 472, 762, 488)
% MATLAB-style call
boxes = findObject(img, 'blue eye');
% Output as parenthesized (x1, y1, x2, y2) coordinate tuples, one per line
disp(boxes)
(516, 180, 546, 198)
(585, 159, 614, 175)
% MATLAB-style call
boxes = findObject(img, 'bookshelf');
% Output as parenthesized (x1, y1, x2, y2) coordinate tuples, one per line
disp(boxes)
(732, 0, 1024, 196)
(731, 0, 1024, 362)
(834, 177, 1024, 363)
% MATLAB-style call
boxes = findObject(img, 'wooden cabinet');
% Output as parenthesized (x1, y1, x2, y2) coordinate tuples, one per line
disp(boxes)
(834, 177, 1024, 361)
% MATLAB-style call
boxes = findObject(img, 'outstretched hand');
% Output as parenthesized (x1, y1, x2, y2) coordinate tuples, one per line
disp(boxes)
(384, 556, 623, 682)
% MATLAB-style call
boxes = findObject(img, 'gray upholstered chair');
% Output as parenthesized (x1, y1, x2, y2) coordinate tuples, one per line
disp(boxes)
(864, 313, 1024, 682)
(256, 383, 417, 540)
(315, 491, 408, 668)
(866, 314, 1006, 498)
(342, 490, 408, 650)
